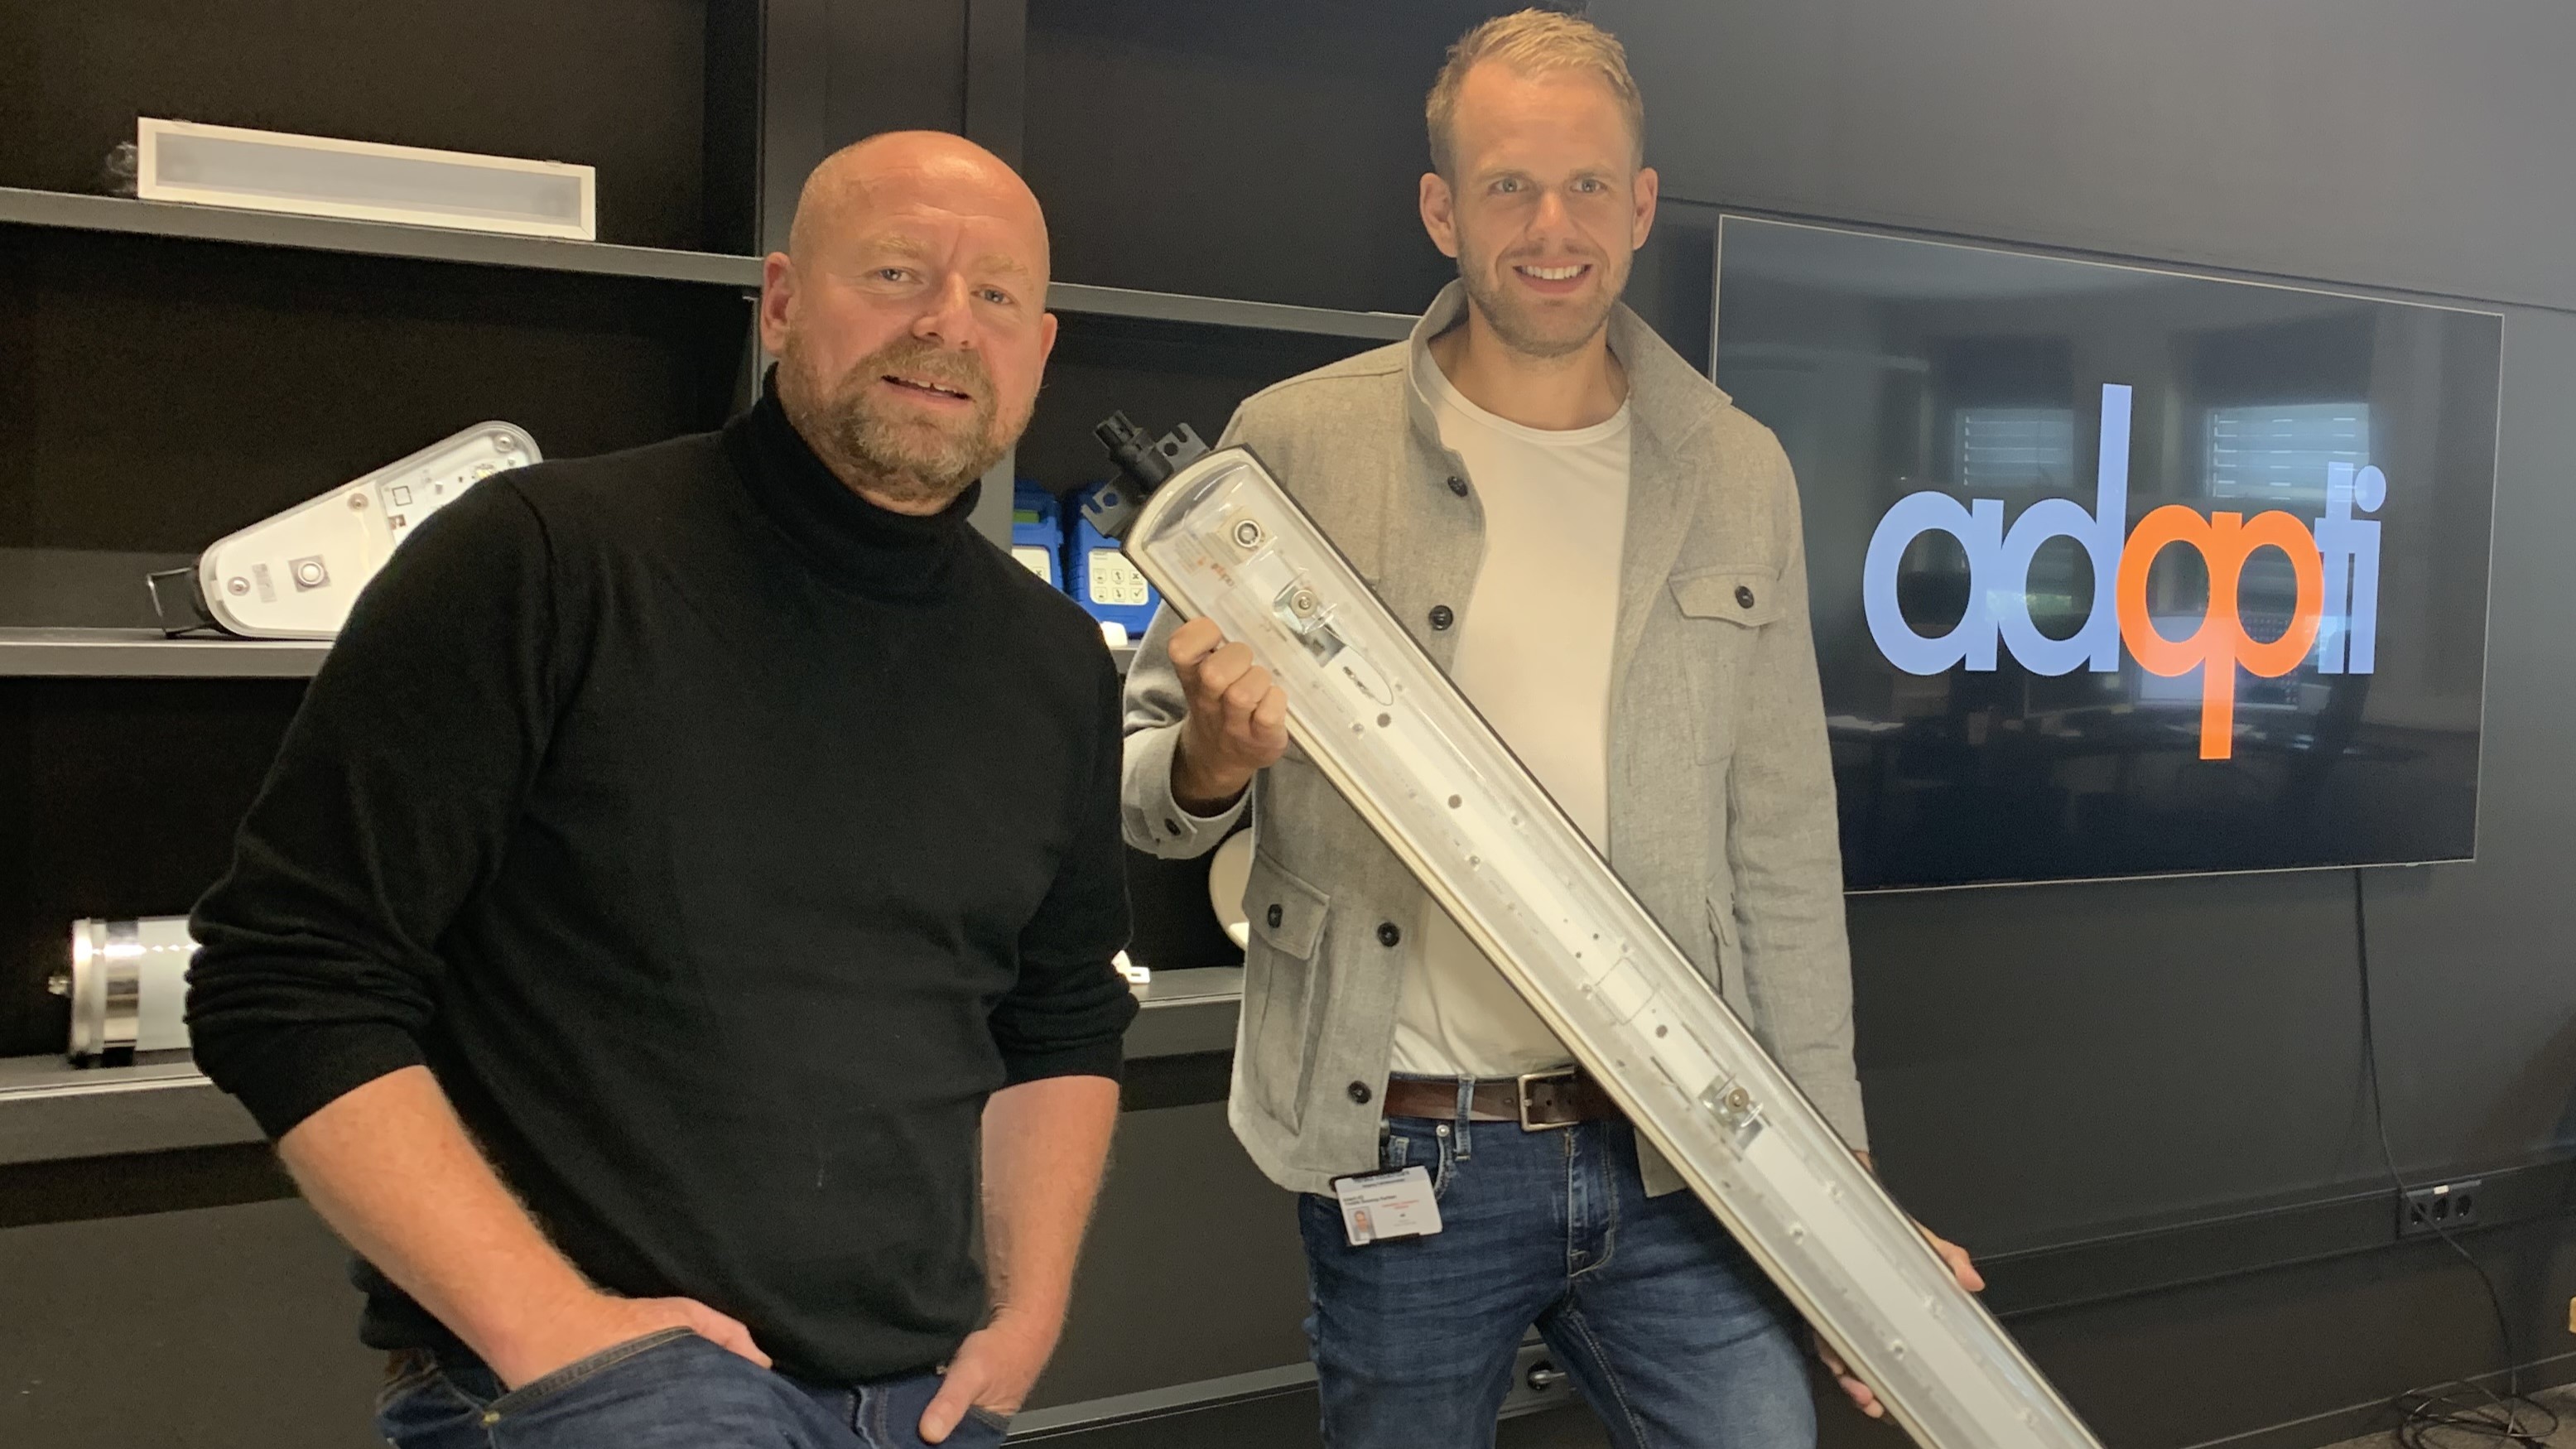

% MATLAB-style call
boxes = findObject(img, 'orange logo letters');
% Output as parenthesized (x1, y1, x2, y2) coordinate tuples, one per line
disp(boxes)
(2115, 507, 2324, 759)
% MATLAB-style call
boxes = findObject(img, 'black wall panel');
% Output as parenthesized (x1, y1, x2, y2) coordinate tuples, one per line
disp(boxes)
(1601, 1, 2576, 316)
(823, 0, 970, 154)
(1023, 0, 1517, 313)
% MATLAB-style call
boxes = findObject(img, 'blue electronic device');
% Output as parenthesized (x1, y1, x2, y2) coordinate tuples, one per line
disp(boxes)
(1009, 482, 1062, 590)
(1066, 479, 1162, 642)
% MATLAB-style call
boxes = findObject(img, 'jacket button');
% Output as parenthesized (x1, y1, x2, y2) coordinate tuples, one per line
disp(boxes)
(1267, 903, 1283, 929)
(1446, 475, 1470, 498)
(1377, 922, 1403, 947)
(1429, 604, 1455, 631)
(1348, 1081, 1374, 1105)
(1736, 585, 1756, 609)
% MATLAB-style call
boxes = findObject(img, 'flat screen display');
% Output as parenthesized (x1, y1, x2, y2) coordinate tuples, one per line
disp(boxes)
(1712, 218, 2501, 890)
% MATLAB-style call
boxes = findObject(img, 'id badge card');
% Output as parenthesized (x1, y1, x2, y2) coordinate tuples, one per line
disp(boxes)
(1329, 1165, 1443, 1246)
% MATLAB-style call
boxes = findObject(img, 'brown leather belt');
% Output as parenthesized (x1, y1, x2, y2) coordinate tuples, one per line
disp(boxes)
(1379, 1068, 1621, 1129)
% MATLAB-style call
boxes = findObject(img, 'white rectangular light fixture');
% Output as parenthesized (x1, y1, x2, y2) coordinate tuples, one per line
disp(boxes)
(136, 118, 595, 240)
(1117, 445, 2103, 1449)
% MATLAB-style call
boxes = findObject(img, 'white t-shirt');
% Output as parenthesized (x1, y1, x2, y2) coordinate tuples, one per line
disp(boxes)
(1389, 346, 1632, 1079)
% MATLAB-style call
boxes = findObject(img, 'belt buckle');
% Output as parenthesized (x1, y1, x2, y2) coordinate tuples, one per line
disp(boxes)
(1516, 1068, 1579, 1131)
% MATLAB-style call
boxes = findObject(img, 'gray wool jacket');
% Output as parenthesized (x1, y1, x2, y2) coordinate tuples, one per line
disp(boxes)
(1119, 281, 1866, 1196)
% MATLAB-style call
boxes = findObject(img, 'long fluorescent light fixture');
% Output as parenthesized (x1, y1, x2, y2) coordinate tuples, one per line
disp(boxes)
(137, 118, 596, 240)
(1096, 420, 2102, 1449)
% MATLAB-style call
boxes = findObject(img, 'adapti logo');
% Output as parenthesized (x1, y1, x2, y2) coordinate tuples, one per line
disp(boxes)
(1861, 384, 2383, 760)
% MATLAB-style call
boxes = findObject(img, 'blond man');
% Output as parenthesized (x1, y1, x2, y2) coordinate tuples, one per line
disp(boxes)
(1122, 12, 1976, 1446)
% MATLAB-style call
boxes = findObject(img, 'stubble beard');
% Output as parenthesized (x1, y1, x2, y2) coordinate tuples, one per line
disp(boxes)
(776, 330, 1021, 512)
(1457, 248, 1624, 362)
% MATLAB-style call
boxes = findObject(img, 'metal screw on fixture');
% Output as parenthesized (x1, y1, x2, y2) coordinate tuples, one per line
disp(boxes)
(349, 493, 369, 510)
(1705, 1081, 1760, 1132)
(1232, 519, 1264, 548)
(46, 972, 70, 999)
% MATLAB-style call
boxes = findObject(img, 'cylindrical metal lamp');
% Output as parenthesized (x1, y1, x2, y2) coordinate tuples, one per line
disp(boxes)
(46, 917, 196, 1063)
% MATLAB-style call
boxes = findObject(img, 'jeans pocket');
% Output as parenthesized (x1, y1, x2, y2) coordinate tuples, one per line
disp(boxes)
(1383, 1120, 1456, 1201)
(378, 1367, 492, 1449)
(870, 1370, 1010, 1448)
(376, 1349, 441, 1409)
(483, 1326, 698, 1419)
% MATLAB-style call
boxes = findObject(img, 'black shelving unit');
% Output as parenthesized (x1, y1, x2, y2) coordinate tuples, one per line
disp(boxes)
(0, 168, 1393, 1071)
(0, 0, 1427, 1076)
(0, 628, 330, 681)
(0, 177, 1404, 693)
(0, 627, 1136, 683)
(0, 185, 1413, 343)
(0, 186, 768, 286)
(0, 7, 1539, 1447)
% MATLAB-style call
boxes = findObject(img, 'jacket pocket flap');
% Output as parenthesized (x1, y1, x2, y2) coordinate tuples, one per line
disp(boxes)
(1672, 566, 1783, 628)
(1245, 854, 1331, 960)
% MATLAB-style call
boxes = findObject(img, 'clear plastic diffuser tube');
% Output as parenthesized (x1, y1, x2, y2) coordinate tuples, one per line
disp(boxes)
(1119, 447, 2102, 1449)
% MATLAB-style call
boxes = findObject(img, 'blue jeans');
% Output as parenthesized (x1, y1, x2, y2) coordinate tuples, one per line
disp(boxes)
(1300, 1112, 1817, 1449)
(375, 1329, 1011, 1449)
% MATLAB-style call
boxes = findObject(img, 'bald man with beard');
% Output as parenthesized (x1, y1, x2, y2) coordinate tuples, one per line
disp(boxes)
(185, 132, 1133, 1449)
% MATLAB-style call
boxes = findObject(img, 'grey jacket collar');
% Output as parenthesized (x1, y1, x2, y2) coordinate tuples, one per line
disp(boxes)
(1399, 279, 1743, 683)
(1399, 279, 1732, 465)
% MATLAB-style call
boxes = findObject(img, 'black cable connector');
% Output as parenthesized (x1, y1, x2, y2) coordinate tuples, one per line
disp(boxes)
(1086, 412, 1210, 542)
(1094, 411, 1207, 492)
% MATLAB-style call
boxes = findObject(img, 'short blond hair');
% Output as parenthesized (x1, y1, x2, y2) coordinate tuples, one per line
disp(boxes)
(1425, 9, 1645, 178)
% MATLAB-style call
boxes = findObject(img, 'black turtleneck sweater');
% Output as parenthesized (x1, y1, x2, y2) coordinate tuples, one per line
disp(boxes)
(185, 391, 1136, 1384)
